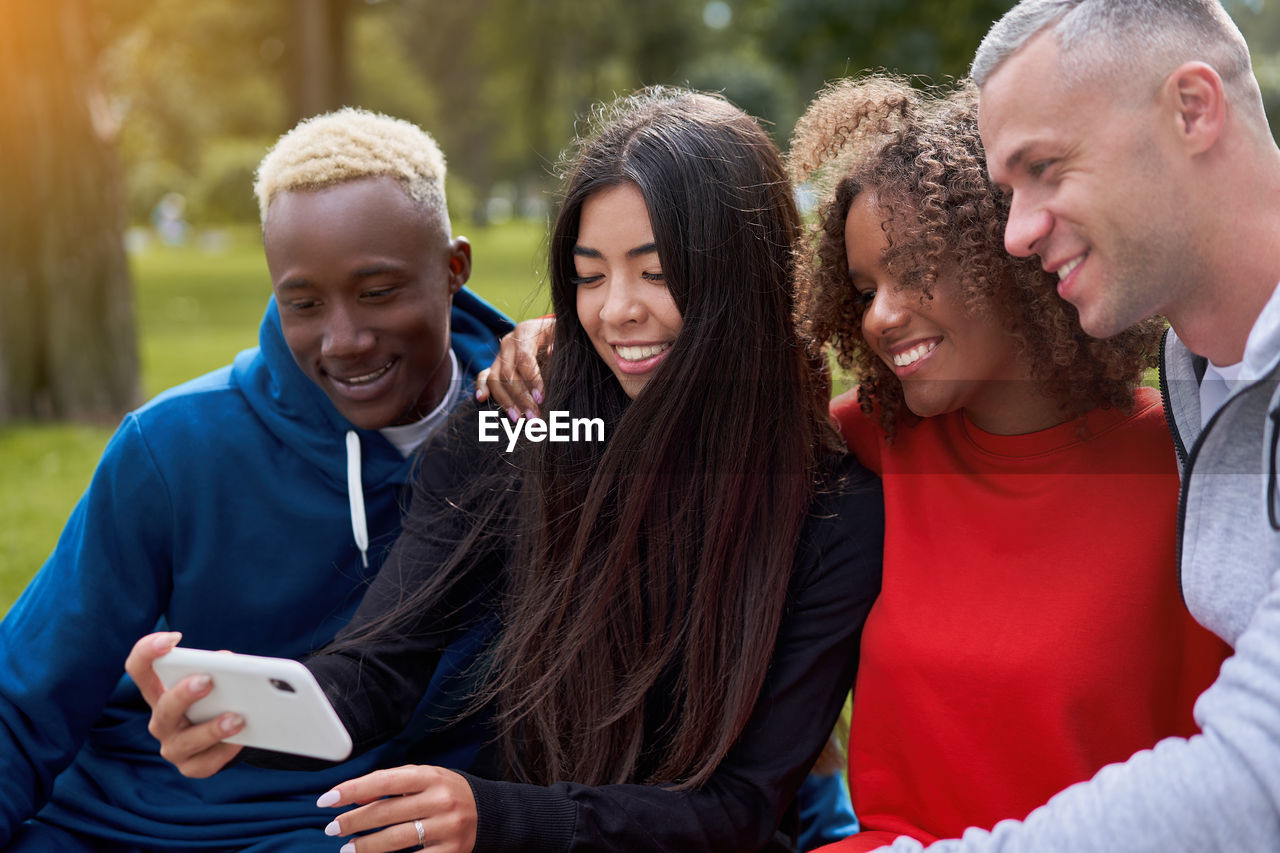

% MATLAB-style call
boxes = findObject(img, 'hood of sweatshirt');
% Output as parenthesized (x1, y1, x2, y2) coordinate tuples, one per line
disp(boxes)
(230, 293, 511, 565)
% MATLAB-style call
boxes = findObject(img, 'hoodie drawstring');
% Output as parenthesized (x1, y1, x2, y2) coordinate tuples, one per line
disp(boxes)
(345, 431, 369, 568)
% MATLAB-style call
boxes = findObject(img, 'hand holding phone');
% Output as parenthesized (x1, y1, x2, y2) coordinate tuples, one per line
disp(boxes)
(150, 646, 352, 762)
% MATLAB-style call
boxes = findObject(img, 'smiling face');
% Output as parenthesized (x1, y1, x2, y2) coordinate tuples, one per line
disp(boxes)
(979, 31, 1195, 339)
(846, 191, 1055, 434)
(264, 176, 467, 429)
(573, 182, 683, 399)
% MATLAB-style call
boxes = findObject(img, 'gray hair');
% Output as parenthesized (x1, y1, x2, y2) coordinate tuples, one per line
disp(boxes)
(972, 0, 1260, 118)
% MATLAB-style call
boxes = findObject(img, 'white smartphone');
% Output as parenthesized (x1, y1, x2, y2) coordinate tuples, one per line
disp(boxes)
(152, 646, 353, 762)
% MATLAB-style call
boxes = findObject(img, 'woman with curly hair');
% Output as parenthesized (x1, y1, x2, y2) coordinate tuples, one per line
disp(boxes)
(789, 76, 1228, 852)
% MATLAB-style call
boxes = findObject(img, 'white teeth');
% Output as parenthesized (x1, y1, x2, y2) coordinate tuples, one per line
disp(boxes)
(340, 361, 393, 385)
(891, 341, 937, 368)
(615, 342, 670, 362)
(1058, 255, 1084, 280)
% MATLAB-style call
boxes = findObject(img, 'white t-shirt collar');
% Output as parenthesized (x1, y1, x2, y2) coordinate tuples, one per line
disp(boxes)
(1199, 279, 1280, 427)
(378, 349, 462, 457)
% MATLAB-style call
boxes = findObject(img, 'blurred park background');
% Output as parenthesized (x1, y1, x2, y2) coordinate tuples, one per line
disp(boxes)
(2, 0, 1278, 613)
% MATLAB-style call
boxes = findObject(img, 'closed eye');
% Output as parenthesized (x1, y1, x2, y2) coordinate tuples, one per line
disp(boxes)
(571, 274, 603, 287)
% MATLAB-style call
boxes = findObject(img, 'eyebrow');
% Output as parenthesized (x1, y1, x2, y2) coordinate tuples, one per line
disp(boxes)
(351, 263, 404, 279)
(275, 263, 404, 291)
(1000, 143, 1035, 174)
(573, 242, 659, 259)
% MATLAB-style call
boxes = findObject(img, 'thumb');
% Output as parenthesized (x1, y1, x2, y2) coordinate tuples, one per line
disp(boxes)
(125, 631, 182, 707)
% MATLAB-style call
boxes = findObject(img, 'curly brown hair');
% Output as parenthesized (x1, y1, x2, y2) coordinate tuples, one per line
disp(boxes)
(789, 75, 1164, 439)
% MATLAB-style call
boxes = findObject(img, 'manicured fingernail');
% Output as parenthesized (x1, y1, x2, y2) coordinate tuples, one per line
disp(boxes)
(188, 674, 211, 693)
(152, 632, 181, 652)
(316, 789, 341, 808)
(324, 819, 341, 836)
(340, 843, 356, 853)
(219, 713, 244, 734)
(532, 389, 543, 405)
(525, 409, 537, 421)
(507, 407, 519, 422)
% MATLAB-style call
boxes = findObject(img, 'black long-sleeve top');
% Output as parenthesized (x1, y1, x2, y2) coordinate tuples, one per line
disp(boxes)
(305, 404, 884, 852)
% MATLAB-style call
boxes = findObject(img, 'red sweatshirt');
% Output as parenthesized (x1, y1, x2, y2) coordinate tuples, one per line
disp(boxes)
(819, 387, 1229, 852)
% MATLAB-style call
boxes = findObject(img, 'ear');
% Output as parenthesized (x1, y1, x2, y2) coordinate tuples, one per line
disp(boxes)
(446, 237, 471, 294)
(1164, 61, 1226, 155)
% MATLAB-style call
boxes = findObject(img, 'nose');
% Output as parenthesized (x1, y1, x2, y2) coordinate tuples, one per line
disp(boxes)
(1003, 191, 1052, 259)
(598, 277, 645, 327)
(321, 304, 376, 359)
(861, 285, 909, 341)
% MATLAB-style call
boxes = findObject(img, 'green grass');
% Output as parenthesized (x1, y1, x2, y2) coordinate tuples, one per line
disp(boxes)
(132, 231, 270, 398)
(0, 425, 115, 613)
(0, 219, 547, 616)
(465, 219, 553, 321)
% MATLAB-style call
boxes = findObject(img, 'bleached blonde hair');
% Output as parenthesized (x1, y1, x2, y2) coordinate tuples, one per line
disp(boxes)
(253, 107, 448, 225)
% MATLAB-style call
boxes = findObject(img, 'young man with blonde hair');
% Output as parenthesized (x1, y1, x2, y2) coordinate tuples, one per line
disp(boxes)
(845, 2, 1280, 849)
(0, 108, 510, 851)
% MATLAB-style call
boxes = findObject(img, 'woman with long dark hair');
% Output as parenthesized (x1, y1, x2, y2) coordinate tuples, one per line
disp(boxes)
(131, 87, 882, 853)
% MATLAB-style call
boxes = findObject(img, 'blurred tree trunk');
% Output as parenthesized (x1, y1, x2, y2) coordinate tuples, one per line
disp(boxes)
(0, 0, 139, 422)
(291, 0, 350, 122)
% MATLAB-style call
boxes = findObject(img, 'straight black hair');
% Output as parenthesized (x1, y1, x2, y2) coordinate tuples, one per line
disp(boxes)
(487, 86, 839, 787)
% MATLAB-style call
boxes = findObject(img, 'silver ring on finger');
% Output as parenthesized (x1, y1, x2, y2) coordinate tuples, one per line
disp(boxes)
(415, 818, 426, 848)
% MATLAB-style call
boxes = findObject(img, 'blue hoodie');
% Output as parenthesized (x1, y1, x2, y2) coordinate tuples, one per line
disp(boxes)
(0, 291, 510, 850)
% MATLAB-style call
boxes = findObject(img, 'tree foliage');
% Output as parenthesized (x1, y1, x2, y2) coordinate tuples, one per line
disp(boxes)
(93, 0, 1029, 229)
